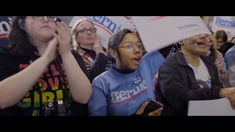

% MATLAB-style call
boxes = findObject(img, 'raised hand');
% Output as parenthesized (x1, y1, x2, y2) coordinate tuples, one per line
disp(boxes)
(215, 59, 224, 72)
(93, 34, 106, 55)
(55, 21, 72, 55)
(42, 34, 59, 63)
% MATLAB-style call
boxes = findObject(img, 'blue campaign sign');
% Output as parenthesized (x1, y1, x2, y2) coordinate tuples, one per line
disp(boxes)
(212, 16, 235, 40)
(0, 16, 11, 46)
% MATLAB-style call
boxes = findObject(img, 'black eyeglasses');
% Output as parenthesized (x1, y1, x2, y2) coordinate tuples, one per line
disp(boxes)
(77, 28, 97, 35)
(32, 16, 57, 22)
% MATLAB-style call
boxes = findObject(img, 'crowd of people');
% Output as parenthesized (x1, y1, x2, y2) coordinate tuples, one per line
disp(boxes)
(1, 16, 235, 116)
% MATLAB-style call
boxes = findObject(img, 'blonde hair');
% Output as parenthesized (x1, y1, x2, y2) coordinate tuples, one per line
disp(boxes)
(71, 17, 95, 50)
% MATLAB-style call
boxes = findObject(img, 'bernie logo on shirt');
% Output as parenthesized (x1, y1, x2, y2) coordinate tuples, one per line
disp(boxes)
(111, 79, 148, 104)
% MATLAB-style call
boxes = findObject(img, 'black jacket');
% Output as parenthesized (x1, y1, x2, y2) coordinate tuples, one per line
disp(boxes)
(88, 53, 108, 81)
(78, 48, 108, 81)
(158, 51, 222, 116)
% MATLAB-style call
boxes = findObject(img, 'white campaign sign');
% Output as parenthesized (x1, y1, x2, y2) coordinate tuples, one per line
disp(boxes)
(132, 16, 211, 51)
(69, 16, 136, 48)
(188, 98, 235, 116)
(212, 16, 235, 40)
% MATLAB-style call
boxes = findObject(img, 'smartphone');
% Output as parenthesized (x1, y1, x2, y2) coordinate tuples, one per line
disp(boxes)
(143, 100, 163, 114)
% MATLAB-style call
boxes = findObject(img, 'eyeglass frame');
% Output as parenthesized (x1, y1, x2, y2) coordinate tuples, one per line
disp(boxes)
(76, 27, 97, 35)
(31, 16, 57, 22)
(118, 41, 145, 51)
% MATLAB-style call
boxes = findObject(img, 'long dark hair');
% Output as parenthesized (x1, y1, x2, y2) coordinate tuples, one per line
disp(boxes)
(215, 30, 228, 42)
(8, 16, 38, 60)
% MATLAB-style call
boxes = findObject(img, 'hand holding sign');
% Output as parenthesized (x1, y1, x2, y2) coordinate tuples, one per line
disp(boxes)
(132, 16, 211, 51)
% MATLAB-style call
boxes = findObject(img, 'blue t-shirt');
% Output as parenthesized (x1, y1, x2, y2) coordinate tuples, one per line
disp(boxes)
(88, 51, 165, 116)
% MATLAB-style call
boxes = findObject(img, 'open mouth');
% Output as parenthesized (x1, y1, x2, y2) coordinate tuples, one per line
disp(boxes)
(197, 42, 207, 48)
(197, 42, 205, 45)
(196, 41, 211, 53)
(132, 57, 141, 65)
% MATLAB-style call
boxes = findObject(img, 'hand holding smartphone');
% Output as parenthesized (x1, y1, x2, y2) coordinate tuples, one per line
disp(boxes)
(143, 100, 163, 115)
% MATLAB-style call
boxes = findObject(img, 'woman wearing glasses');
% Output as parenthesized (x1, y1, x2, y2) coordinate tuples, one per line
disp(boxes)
(0, 16, 91, 116)
(88, 29, 165, 116)
(72, 18, 108, 80)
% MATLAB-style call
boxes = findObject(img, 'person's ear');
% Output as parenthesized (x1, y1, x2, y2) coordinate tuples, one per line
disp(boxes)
(109, 48, 118, 60)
